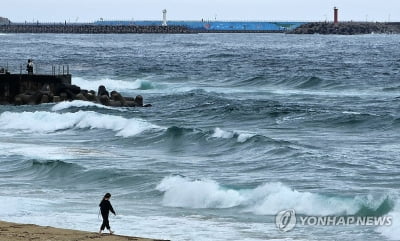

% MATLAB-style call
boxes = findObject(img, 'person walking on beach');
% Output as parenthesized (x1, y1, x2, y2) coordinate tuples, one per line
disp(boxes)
(26, 59, 34, 75)
(99, 193, 116, 234)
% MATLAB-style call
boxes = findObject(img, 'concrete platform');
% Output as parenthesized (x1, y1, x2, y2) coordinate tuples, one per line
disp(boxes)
(0, 73, 71, 104)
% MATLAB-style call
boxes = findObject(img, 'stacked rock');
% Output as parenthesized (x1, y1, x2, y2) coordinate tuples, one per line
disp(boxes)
(14, 83, 151, 107)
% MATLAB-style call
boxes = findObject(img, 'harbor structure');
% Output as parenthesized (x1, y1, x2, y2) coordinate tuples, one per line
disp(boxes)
(0, 66, 71, 104)
(162, 9, 168, 26)
(334, 7, 339, 24)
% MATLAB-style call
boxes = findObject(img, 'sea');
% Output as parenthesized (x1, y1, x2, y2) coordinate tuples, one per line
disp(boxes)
(0, 33, 400, 241)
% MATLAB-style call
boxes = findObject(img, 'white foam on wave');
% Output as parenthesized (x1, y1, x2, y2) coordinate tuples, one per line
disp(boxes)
(157, 176, 364, 216)
(0, 196, 56, 217)
(73, 77, 154, 92)
(212, 127, 256, 143)
(156, 176, 244, 208)
(0, 142, 73, 160)
(0, 111, 160, 137)
(377, 199, 400, 240)
(0, 200, 276, 241)
(245, 182, 359, 216)
(212, 127, 234, 139)
(0, 141, 108, 160)
(342, 111, 362, 115)
(51, 100, 120, 112)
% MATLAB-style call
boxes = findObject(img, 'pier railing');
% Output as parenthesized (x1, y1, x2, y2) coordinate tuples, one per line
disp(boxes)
(0, 63, 70, 76)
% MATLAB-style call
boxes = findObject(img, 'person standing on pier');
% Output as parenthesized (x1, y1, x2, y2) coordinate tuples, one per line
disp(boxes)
(26, 59, 34, 75)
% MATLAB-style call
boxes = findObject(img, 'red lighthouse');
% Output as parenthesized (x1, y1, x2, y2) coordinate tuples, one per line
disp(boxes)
(334, 7, 339, 24)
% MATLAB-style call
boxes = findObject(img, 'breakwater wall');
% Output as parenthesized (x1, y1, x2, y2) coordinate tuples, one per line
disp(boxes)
(289, 22, 400, 35)
(95, 20, 306, 32)
(0, 24, 191, 34)
(0, 21, 307, 33)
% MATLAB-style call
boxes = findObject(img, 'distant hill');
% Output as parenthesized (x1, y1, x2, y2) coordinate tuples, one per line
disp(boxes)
(0, 17, 10, 24)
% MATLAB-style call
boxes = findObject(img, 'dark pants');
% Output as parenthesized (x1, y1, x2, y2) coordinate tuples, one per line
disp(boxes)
(100, 214, 110, 230)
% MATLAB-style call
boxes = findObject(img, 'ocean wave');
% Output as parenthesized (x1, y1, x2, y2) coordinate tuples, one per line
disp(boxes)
(0, 196, 56, 217)
(206, 53, 240, 58)
(154, 89, 312, 121)
(275, 76, 339, 90)
(160, 126, 271, 146)
(233, 76, 267, 87)
(316, 112, 387, 128)
(156, 176, 244, 209)
(72, 77, 155, 91)
(0, 111, 160, 137)
(156, 176, 393, 216)
(0, 142, 80, 160)
(30, 160, 82, 177)
(295, 76, 325, 89)
(51, 100, 121, 112)
(393, 117, 400, 126)
(276, 109, 391, 129)
(382, 85, 400, 92)
(150, 126, 292, 153)
(0, 159, 83, 181)
(377, 200, 400, 240)
(211, 127, 256, 143)
(0, 159, 140, 187)
(164, 126, 199, 138)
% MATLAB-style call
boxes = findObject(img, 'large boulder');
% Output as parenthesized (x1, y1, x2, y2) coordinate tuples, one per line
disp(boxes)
(134, 95, 143, 107)
(110, 91, 126, 106)
(98, 95, 110, 106)
(75, 93, 88, 101)
(97, 85, 109, 97)
(14, 91, 43, 105)
(54, 83, 81, 100)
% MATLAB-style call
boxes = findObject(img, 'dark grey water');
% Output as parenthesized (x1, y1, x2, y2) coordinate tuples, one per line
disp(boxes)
(0, 33, 400, 241)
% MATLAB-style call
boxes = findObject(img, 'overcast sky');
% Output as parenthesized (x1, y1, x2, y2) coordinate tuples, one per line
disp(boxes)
(2, 0, 399, 23)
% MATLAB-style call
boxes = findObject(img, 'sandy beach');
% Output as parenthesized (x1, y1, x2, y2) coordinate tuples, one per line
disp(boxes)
(0, 221, 168, 241)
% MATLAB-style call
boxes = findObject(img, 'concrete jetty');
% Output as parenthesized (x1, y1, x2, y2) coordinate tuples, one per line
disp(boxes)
(0, 72, 71, 104)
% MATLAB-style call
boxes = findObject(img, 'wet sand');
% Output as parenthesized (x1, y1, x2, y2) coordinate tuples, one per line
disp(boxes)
(0, 221, 168, 241)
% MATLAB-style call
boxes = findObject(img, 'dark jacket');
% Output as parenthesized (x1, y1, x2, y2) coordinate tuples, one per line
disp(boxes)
(99, 199, 116, 216)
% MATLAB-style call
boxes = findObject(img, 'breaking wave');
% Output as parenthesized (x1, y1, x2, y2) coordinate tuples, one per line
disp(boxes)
(73, 77, 155, 91)
(0, 111, 160, 137)
(51, 100, 119, 112)
(211, 127, 256, 143)
(377, 201, 400, 240)
(156, 176, 394, 216)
